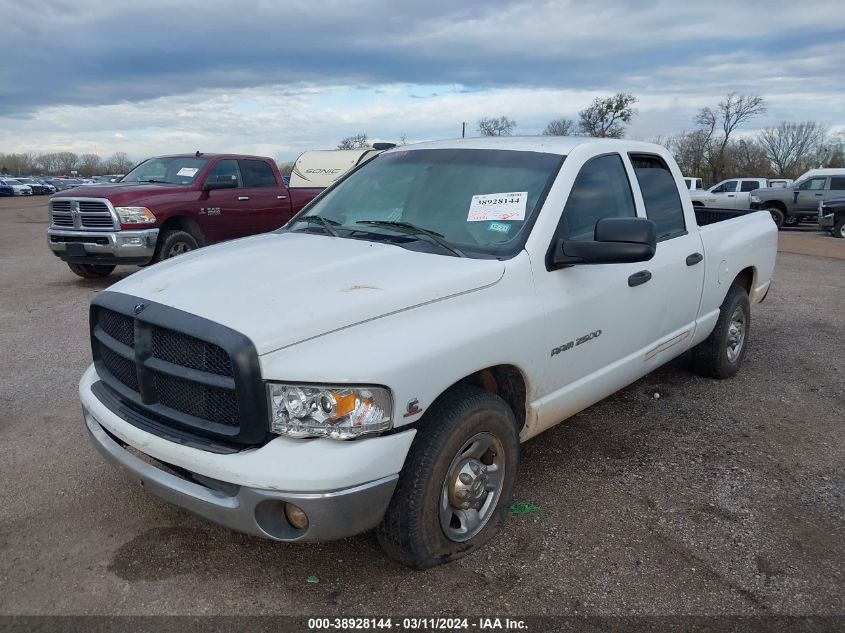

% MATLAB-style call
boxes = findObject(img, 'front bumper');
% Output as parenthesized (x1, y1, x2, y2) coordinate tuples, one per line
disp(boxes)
(47, 227, 158, 265)
(80, 365, 415, 541)
(818, 212, 835, 229)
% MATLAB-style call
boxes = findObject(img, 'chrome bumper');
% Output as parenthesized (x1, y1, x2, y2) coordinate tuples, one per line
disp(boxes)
(84, 410, 398, 542)
(47, 227, 158, 263)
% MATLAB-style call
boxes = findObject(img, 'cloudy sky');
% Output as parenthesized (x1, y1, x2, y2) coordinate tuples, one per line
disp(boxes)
(2, 0, 844, 161)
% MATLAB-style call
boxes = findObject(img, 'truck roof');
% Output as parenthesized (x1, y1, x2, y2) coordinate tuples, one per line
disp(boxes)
(386, 136, 673, 157)
(153, 153, 274, 161)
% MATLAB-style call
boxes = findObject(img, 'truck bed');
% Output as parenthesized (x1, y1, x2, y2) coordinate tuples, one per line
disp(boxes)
(694, 207, 753, 226)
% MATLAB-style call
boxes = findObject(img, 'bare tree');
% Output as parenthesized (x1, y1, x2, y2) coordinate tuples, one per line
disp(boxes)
(542, 118, 576, 136)
(276, 161, 295, 177)
(758, 121, 828, 177)
(578, 93, 637, 138)
(105, 152, 134, 174)
(695, 93, 767, 181)
(337, 133, 370, 149)
(477, 116, 516, 137)
(78, 153, 102, 176)
(37, 153, 62, 175)
(56, 152, 79, 174)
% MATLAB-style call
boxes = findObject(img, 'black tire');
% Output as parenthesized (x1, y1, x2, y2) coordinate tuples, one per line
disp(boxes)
(767, 207, 785, 229)
(691, 284, 751, 379)
(152, 230, 198, 263)
(377, 384, 519, 569)
(833, 218, 845, 239)
(67, 262, 115, 279)
(783, 215, 799, 227)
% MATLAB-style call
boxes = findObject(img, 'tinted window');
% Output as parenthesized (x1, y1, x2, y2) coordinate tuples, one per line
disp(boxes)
(557, 154, 636, 241)
(207, 159, 241, 187)
(829, 176, 845, 190)
(713, 180, 738, 193)
(239, 159, 277, 188)
(631, 154, 686, 239)
(798, 177, 825, 191)
(740, 180, 760, 192)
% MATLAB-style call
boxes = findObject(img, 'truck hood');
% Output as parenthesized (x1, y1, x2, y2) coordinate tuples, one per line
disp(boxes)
(108, 232, 506, 354)
(53, 182, 189, 203)
(751, 187, 791, 199)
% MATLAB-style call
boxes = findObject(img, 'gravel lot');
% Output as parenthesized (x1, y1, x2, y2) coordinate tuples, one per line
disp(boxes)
(0, 196, 842, 616)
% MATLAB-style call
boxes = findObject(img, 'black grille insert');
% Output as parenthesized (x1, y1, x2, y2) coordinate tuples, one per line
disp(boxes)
(90, 293, 268, 446)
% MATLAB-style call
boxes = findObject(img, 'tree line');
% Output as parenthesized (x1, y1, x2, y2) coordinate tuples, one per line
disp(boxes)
(469, 93, 844, 183)
(0, 151, 136, 177)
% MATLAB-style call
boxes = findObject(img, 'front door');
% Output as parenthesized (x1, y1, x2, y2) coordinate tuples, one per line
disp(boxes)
(794, 176, 827, 213)
(707, 180, 739, 208)
(237, 159, 291, 233)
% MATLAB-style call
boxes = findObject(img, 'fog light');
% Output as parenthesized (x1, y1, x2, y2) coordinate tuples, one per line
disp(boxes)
(284, 503, 308, 530)
(121, 236, 142, 246)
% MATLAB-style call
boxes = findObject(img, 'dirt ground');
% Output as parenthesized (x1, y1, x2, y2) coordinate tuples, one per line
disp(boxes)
(0, 196, 842, 617)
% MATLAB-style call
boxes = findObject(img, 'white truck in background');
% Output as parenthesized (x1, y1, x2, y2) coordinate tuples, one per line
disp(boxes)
(689, 177, 773, 209)
(683, 177, 704, 191)
(80, 137, 777, 568)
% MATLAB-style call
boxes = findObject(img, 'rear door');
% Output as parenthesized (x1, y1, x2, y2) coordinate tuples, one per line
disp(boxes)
(794, 176, 828, 213)
(824, 175, 845, 205)
(238, 159, 292, 233)
(737, 179, 763, 209)
(627, 153, 705, 359)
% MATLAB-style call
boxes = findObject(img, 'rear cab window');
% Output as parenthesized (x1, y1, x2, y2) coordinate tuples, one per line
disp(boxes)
(629, 154, 686, 241)
(740, 180, 760, 192)
(239, 160, 278, 188)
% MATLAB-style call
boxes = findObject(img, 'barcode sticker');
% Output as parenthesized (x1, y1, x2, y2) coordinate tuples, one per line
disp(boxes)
(468, 191, 527, 222)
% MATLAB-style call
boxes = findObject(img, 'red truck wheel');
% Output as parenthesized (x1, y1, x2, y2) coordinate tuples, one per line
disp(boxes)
(153, 230, 198, 263)
(67, 263, 115, 279)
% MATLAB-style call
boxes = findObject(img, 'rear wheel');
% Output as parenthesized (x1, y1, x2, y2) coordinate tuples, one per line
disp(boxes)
(67, 263, 115, 279)
(767, 207, 785, 228)
(691, 284, 751, 379)
(833, 218, 845, 239)
(783, 215, 799, 227)
(377, 384, 519, 569)
(152, 230, 198, 263)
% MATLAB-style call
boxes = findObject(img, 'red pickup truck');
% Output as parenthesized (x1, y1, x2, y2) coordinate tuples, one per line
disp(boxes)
(47, 153, 321, 278)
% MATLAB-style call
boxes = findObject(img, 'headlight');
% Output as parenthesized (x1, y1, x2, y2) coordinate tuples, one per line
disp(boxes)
(750, 195, 761, 204)
(115, 206, 156, 224)
(267, 383, 392, 440)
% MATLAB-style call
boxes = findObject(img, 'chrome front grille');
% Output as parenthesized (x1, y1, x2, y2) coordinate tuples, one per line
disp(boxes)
(50, 198, 116, 230)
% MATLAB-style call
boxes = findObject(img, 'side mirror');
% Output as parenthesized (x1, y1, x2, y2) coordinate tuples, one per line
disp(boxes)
(549, 217, 657, 269)
(203, 176, 238, 191)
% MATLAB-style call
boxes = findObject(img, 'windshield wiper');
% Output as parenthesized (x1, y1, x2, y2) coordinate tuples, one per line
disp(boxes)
(289, 215, 340, 237)
(137, 179, 171, 184)
(356, 220, 466, 258)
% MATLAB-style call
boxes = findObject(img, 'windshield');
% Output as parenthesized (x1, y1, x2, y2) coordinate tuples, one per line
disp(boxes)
(121, 157, 209, 185)
(285, 148, 563, 258)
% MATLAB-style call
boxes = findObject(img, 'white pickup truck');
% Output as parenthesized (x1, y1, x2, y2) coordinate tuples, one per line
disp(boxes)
(688, 177, 772, 209)
(80, 137, 777, 568)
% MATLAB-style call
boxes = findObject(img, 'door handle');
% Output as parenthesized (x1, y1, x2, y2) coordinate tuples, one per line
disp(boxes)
(277, 195, 287, 200)
(686, 252, 703, 266)
(727, 194, 735, 197)
(628, 270, 652, 287)
(814, 193, 823, 196)
(238, 196, 249, 201)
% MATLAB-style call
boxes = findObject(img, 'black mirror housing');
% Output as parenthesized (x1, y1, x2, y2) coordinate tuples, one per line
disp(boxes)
(549, 217, 657, 269)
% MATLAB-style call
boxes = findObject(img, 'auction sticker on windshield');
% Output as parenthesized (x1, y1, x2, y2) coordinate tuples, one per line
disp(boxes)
(468, 191, 527, 222)
(176, 167, 199, 177)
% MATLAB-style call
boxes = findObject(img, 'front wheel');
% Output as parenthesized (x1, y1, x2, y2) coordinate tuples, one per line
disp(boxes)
(767, 207, 785, 229)
(833, 218, 845, 239)
(691, 284, 751, 379)
(67, 263, 115, 278)
(377, 385, 519, 569)
(152, 230, 198, 263)
(783, 215, 799, 227)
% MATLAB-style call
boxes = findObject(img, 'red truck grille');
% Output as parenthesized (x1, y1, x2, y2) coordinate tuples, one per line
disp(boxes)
(50, 199, 116, 230)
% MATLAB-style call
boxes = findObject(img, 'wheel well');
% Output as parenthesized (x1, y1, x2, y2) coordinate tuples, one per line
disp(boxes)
(457, 365, 527, 432)
(764, 200, 786, 213)
(732, 267, 754, 294)
(159, 216, 205, 246)
(692, 201, 704, 207)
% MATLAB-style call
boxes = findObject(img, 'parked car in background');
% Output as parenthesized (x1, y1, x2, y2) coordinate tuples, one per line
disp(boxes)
(78, 137, 777, 567)
(15, 177, 45, 195)
(750, 169, 845, 228)
(768, 179, 793, 188)
(0, 181, 15, 197)
(0, 178, 33, 195)
(818, 197, 845, 238)
(83, 175, 124, 185)
(47, 152, 324, 279)
(683, 177, 704, 191)
(44, 179, 77, 192)
(36, 179, 58, 194)
(688, 177, 770, 210)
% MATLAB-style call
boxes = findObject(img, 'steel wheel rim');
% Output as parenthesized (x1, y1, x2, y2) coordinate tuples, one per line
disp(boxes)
(726, 305, 746, 363)
(168, 242, 190, 257)
(439, 431, 505, 543)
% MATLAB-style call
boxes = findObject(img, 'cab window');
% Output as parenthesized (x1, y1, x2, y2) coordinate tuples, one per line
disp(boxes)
(630, 154, 687, 240)
(556, 154, 636, 241)
(206, 159, 241, 187)
(798, 177, 826, 191)
(239, 160, 277, 188)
